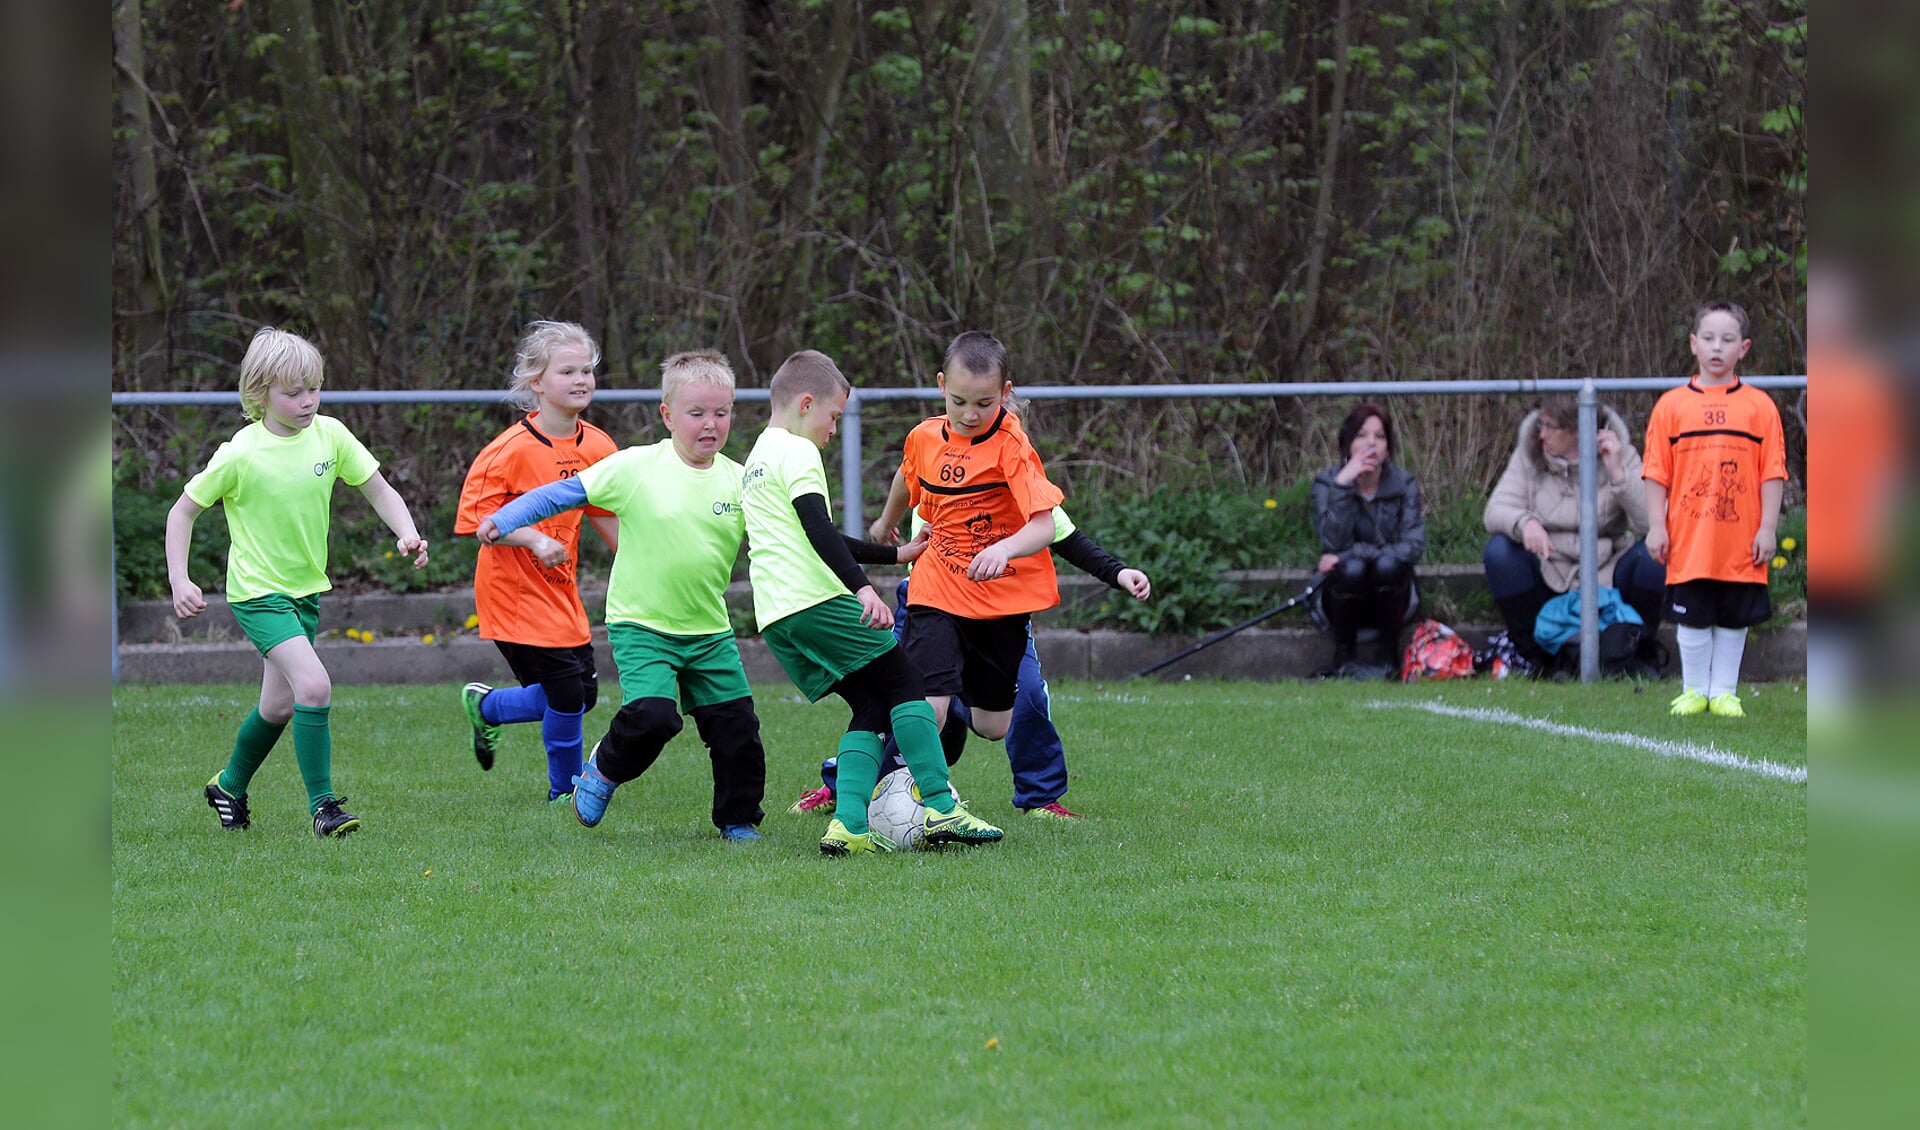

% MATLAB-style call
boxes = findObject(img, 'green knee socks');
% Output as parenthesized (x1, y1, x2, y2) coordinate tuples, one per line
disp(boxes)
(889, 700, 955, 813)
(292, 703, 336, 815)
(218, 708, 287, 798)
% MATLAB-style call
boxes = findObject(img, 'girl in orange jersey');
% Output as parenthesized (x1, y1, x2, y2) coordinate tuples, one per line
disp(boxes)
(454, 322, 619, 800)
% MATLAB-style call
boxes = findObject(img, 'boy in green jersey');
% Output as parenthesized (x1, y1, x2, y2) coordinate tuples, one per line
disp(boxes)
(741, 349, 1003, 855)
(168, 327, 430, 837)
(480, 351, 769, 839)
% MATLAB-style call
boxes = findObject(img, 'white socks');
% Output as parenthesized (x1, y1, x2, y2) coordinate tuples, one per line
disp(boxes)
(1676, 625, 1713, 696)
(1675, 623, 1748, 699)
(1709, 626, 1748, 700)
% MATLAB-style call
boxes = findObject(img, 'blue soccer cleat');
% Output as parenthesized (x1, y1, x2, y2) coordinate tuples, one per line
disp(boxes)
(570, 744, 617, 828)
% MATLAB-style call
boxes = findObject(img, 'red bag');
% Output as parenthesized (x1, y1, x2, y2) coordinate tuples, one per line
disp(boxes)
(1400, 619, 1475, 683)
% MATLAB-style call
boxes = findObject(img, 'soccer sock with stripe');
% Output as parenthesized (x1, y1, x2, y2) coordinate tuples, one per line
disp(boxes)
(543, 706, 585, 799)
(890, 700, 955, 814)
(219, 708, 287, 798)
(291, 703, 335, 814)
(1708, 627, 1748, 700)
(481, 683, 547, 726)
(830, 731, 885, 834)
(1675, 624, 1712, 697)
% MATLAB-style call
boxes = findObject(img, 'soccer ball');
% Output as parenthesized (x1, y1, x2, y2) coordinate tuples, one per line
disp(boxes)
(866, 768, 962, 852)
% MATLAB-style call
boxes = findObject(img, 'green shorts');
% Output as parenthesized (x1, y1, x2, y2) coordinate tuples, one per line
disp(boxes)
(230, 593, 321, 657)
(607, 622, 752, 711)
(760, 596, 899, 703)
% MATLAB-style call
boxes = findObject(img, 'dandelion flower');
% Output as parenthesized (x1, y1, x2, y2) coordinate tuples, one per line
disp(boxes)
(1771, 556, 1787, 569)
(464, 613, 480, 630)
(1263, 499, 1278, 509)
(384, 550, 394, 559)
(985, 1037, 1000, 1050)
(422, 633, 436, 645)
(1781, 537, 1796, 551)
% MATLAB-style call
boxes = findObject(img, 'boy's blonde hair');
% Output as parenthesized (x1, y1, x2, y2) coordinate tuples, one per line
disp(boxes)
(769, 349, 849, 409)
(509, 321, 601, 409)
(238, 326, 324, 421)
(660, 350, 736, 404)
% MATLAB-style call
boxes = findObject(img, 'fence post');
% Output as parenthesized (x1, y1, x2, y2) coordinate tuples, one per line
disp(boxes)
(1577, 378, 1600, 683)
(841, 390, 863, 534)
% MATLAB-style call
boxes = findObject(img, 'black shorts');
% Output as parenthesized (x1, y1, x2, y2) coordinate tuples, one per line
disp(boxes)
(901, 607, 1030, 712)
(494, 640, 600, 692)
(1664, 580, 1771, 630)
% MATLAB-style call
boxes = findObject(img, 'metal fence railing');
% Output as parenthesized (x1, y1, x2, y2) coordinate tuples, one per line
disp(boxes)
(114, 375, 1807, 682)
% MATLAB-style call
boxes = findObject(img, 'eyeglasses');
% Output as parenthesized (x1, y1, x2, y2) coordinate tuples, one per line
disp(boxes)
(1538, 420, 1571, 434)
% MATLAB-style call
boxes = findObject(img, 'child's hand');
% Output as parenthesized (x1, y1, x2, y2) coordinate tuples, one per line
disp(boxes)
(476, 517, 502, 546)
(897, 533, 928, 564)
(398, 536, 430, 569)
(966, 544, 1013, 581)
(1117, 568, 1151, 600)
(1752, 526, 1777, 566)
(171, 578, 206, 620)
(855, 585, 894, 630)
(530, 535, 569, 569)
(868, 516, 899, 544)
(1645, 527, 1668, 564)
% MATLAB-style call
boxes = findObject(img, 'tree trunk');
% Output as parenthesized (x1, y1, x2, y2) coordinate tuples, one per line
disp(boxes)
(965, 0, 1037, 345)
(1292, 0, 1351, 364)
(113, 0, 167, 386)
(264, 0, 371, 370)
(769, 0, 858, 362)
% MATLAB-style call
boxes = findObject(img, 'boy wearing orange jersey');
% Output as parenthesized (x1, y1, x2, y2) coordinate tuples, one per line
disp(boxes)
(1643, 300, 1788, 718)
(872, 331, 1065, 746)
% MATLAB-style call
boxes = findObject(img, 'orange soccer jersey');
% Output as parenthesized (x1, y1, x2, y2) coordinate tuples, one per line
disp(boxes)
(455, 417, 617, 647)
(902, 407, 1065, 619)
(1642, 378, 1788, 586)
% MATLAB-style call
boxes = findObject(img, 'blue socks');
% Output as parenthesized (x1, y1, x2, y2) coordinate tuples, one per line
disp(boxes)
(543, 706, 585, 800)
(481, 684, 547, 725)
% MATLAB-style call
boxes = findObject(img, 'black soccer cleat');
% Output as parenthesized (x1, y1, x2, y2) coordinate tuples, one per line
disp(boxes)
(205, 775, 251, 831)
(312, 797, 362, 838)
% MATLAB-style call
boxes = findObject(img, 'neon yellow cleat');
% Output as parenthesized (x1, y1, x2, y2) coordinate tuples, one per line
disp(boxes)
(819, 818, 891, 856)
(1708, 692, 1746, 718)
(923, 800, 1004, 846)
(1668, 690, 1709, 717)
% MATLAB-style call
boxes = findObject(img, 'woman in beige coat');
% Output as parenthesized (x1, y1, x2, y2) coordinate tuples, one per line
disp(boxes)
(1482, 395, 1665, 667)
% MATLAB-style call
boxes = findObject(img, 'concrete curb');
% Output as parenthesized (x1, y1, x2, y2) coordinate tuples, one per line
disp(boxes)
(116, 621, 1805, 685)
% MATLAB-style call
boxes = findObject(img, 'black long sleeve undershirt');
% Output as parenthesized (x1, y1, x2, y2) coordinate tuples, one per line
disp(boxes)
(1052, 529, 1127, 588)
(793, 493, 896, 593)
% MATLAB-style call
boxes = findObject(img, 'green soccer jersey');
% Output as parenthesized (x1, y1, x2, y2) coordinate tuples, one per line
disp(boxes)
(183, 415, 380, 601)
(741, 426, 851, 629)
(577, 440, 744, 636)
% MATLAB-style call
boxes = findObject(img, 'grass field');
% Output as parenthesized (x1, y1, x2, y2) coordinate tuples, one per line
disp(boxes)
(113, 678, 1806, 1127)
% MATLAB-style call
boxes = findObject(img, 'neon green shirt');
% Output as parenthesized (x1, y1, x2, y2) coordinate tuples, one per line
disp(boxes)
(577, 441, 744, 636)
(183, 415, 380, 601)
(742, 426, 849, 629)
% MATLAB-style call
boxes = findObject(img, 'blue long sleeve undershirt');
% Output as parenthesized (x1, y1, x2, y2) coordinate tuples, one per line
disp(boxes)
(483, 477, 590, 537)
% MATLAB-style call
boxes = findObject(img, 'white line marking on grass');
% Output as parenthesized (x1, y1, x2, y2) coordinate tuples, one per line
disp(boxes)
(1368, 700, 1807, 784)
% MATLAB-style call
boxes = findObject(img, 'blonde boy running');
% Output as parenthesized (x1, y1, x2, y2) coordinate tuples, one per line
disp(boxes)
(454, 321, 619, 803)
(742, 350, 1002, 855)
(1643, 300, 1788, 718)
(480, 351, 769, 840)
(169, 327, 430, 837)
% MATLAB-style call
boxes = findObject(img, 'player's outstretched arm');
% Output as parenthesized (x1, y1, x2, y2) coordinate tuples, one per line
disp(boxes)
(358, 471, 429, 568)
(165, 493, 208, 619)
(869, 466, 911, 544)
(967, 509, 1057, 580)
(1051, 528, 1148, 600)
(478, 478, 590, 544)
